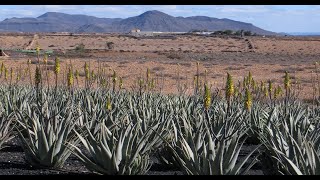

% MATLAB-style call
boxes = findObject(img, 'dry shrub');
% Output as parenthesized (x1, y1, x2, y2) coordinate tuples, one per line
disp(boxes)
(152, 66, 166, 71)
(224, 66, 245, 71)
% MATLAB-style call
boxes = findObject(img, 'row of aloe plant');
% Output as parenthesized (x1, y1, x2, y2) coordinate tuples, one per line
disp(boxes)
(0, 84, 319, 175)
(255, 104, 320, 175)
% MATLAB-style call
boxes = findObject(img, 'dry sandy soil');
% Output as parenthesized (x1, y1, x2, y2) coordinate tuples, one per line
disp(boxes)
(1, 33, 320, 101)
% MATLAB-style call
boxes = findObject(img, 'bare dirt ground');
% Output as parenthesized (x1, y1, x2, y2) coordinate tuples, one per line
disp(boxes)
(1, 34, 320, 101)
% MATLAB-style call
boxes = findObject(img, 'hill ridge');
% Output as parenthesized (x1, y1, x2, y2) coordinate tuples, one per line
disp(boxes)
(0, 10, 277, 35)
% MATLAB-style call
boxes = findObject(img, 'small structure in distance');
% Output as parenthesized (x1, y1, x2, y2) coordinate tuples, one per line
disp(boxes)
(129, 28, 186, 37)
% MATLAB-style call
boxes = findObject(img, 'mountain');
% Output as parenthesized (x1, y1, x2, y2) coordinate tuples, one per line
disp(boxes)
(0, 12, 122, 32)
(113, 10, 188, 32)
(0, 10, 277, 35)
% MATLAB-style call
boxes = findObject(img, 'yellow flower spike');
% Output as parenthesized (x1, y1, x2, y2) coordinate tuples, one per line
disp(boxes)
(4, 67, 8, 81)
(112, 70, 117, 83)
(1, 62, 4, 74)
(53, 57, 60, 89)
(106, 97, 112, 111)
(204, 83, 211, 111)
(248, 71, 252, 85)
(274, 85, 282, 99)
(54, 57, 60, 75)
(111, 70, 117, 91)
(101, 79, 106, 87)
(244, 88, 252, 111)
(225, 72, 234, 101)
(284, 71, 290, 90)
(119, 76, 123, 89)
(0, 63, 2, 74)
(67, 67, 74, 89)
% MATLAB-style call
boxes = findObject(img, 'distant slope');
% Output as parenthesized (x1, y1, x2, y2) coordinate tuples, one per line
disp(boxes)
(0, 12, 122, 33)
(0, 10, 277, 35)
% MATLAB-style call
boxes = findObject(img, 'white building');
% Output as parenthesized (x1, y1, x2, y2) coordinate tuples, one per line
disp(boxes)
(131, 28, 141, 33)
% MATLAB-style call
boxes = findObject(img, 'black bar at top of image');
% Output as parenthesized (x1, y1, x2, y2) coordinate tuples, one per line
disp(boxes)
(0, 0, 319, 5)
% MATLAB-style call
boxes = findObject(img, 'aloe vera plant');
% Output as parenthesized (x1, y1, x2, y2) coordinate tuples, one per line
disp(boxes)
(165, 121, 260, 175)
(0, 113, 15, 150)
(259, 105, 320, 175)
(70, 121, 158, 175)
(14, 90, 80, 168)
(261, 122, 320, 175)
(0, 86, 26, 150)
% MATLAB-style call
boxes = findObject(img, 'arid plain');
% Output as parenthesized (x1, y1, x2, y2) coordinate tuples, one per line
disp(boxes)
(1, 33, 320, 101)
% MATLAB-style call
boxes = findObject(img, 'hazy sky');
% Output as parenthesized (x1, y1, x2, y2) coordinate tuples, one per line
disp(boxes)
(0, 5, 319, 33)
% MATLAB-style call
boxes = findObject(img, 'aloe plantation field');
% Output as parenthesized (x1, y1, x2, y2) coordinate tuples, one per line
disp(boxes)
(0, 71, 320, 175)
(0, 34, 320, 175)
